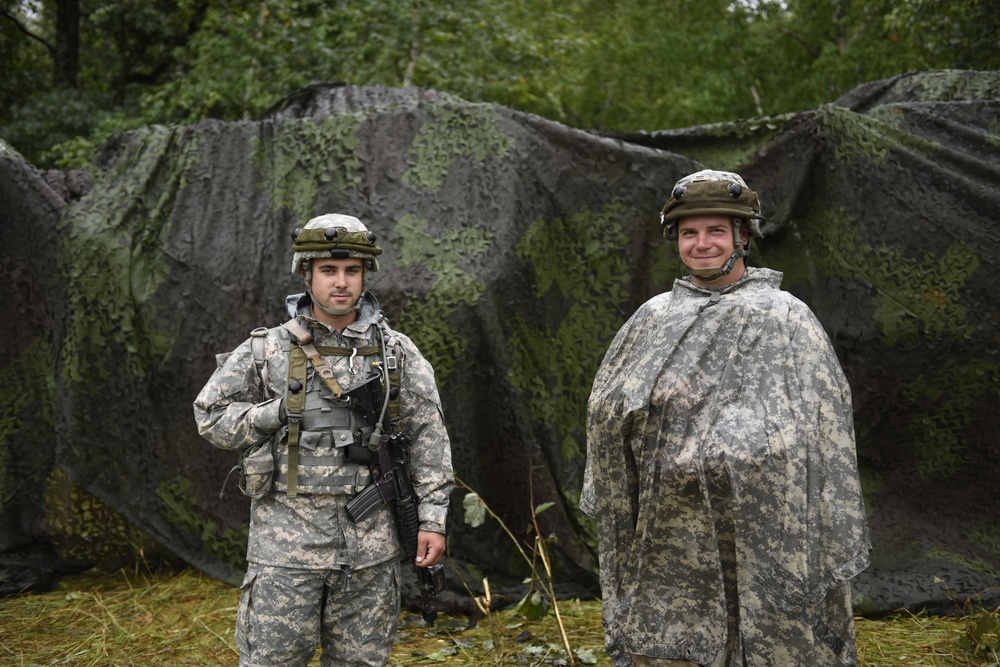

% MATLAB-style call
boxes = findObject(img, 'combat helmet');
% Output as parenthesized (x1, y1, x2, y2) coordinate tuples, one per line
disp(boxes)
(659, 169, 766, 281)
(291, 213, 383, 316)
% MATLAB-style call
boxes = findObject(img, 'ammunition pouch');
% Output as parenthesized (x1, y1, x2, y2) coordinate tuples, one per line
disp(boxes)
(222, 319, 403, 501)
(273, 428, 372, 495)
(219, 436, 277, 501)
(240, 439, 276, 499)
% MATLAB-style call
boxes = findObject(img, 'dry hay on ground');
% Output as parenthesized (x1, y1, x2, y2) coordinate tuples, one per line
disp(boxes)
(0, 566, 991, 666)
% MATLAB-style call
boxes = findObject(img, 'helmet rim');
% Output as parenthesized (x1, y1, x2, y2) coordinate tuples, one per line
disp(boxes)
(289, 214, 382, 275)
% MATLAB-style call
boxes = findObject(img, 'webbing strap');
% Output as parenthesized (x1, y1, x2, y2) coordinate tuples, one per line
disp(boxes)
(278, 317, 402, 495)
(314, 345, 380, 356)
(280, 318, 375, 497)
(282, 319, 345, 399)
(250, 327, 269, 394)
(284, 344, 309, 498)
(386, 340, 402, 431)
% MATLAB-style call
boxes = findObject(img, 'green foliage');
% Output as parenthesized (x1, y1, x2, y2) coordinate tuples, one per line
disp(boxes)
(459, 483, 577, 664)
(959, 606, 1000, 662)
(79, 0, 203, 90)
(39, 109, 145, 169)
(0, 0, 207, 166)
(512, 589, 549, 621)
(3, 0, 998, 167)
(559, 0, 771, 130)
(888, 0, 1000, 70)
(0, 88, 142, 168)
(0, 0, 50, 116)
(141, 0, 327, 123)
(767, 0, 926, 110)
(138, 0, 579, 124)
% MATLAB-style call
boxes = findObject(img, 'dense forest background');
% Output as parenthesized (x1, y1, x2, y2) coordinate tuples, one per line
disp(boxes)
(2, 0, 999, 169)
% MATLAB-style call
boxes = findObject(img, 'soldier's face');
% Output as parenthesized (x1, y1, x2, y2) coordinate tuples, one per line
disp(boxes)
(676, 215, 748, 287)
(308, 258, 364, 311)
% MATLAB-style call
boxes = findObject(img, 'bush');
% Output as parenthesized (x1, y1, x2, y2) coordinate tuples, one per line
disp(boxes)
(0, 89, 143, 169)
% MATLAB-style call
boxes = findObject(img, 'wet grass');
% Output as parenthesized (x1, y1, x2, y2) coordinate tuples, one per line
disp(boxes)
(0, 566, 992, 666)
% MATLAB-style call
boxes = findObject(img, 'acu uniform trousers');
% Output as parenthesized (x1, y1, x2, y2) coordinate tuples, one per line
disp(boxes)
(237, 560, 401, 667)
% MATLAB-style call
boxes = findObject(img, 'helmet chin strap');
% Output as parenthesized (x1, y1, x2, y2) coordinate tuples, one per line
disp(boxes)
(307, 286, 361, 316)
(688, 254, 740, 282)
(686, 220, 749, 283)
(303, 270, 362, 317)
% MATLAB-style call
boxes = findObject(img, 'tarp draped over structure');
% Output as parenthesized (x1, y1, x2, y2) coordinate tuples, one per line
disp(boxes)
(1, 70, 997, 613)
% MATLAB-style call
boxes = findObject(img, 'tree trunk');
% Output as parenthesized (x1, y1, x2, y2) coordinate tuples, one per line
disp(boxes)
(53, 0, 79, 88)
(403, 0, 421, 87)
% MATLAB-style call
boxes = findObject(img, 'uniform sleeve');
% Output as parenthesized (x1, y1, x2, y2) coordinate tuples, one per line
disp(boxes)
(192, 338, 286, 452)
(394, 334, 454, 534)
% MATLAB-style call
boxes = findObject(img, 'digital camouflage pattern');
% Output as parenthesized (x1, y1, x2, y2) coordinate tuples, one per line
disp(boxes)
(193, 292, 452, 567)
(194, 290, 451, 665)
(236, 561, 400, 667)
(0, 70, 997, 614)
(582, 268, 869, 666)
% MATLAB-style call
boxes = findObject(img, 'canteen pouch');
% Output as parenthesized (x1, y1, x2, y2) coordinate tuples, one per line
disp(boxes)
(239, 440, 276, 499)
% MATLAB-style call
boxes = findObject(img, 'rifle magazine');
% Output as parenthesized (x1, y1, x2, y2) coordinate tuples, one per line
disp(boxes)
(346, 483, 385, 523)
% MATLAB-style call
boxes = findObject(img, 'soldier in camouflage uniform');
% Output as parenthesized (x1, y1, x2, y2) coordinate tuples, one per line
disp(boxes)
(582, 170, 871, 667)
(193, 214, 454, 667)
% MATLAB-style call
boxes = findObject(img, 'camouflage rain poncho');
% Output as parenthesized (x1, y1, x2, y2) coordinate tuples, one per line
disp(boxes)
(582, 267, 871, 667)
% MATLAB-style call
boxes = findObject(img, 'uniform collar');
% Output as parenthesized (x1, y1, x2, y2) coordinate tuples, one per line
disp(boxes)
(286, 291, 383, 337)
(676, 266, 783, 297)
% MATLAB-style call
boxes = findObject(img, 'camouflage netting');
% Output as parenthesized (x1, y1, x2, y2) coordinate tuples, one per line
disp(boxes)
(1, 70, 997, 613)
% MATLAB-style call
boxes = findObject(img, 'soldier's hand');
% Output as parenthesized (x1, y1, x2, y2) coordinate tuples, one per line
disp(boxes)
(415, 530, 445, 568)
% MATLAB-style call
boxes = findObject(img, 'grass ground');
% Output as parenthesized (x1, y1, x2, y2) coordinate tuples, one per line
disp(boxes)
(0, 565, 993, 666)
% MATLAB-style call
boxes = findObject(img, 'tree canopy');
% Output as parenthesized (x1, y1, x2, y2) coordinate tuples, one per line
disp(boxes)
(1, 0, 998, 167)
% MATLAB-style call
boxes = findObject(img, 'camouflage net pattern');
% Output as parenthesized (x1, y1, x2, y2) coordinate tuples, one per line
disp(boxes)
(1, 71, 997, 612)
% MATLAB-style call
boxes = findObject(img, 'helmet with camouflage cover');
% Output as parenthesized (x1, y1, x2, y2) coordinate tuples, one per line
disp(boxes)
(291, 213, 383, 315)
(659, 169, 766, 281)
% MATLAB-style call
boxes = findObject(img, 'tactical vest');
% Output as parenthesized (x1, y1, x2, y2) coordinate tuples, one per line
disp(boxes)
(258, 318, 402, 499)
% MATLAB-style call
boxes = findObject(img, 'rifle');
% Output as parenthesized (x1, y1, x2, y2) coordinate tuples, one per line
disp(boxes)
(340, 372, 384, 427)
(346, 430, 446, 625)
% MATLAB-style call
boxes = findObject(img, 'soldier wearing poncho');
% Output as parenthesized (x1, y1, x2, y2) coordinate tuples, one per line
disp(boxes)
(582, 171, 870, 667)
(194, 214, 454, 667)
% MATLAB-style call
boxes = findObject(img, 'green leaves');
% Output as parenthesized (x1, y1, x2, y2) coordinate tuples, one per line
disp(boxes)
(4, 0, 999, 167)
(511, 590, 549, 621)
(462, 492, 487, 528)
(534, 502, 555, 516)
(958, 604, 1000, 659)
